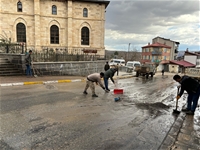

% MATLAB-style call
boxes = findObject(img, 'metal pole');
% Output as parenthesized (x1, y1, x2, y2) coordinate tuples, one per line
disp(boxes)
(127, 43, 131, 61)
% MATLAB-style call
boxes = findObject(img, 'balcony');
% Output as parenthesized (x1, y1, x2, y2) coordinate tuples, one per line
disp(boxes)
(152, 51, 162, 55)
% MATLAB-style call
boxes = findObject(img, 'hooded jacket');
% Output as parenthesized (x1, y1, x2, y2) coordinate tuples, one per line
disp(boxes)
(179, 75, 200, 96)
(104, 68, 116, 83)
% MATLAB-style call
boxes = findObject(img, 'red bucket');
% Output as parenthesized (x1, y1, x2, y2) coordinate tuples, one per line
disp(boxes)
(114, 89, 123, 94)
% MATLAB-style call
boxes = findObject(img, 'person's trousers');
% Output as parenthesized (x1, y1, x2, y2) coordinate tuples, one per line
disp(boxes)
(187, 87, 200, 112)
(104, 78, 109, 90)
(26, 65, 32, 76)
(84, 80, 95, 95)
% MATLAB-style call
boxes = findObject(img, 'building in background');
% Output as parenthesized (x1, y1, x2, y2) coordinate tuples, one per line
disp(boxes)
(169, 50, 200, 73)
(152, 37, 180, 60)
(0, 0, 109, 55)
(141, 42, 171, 71)
(141, 36, 180, 72)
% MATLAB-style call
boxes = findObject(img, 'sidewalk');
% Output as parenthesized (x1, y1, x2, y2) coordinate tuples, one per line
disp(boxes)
(0, 71, 134, 86)
(159, 111, 200, 150)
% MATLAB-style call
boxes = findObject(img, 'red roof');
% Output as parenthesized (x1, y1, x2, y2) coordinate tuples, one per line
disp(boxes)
(142, 42, 171, 48)
(170, 60, 195, 67)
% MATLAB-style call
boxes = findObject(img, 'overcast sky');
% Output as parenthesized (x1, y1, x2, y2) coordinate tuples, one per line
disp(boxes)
(104, 0, 200, 51)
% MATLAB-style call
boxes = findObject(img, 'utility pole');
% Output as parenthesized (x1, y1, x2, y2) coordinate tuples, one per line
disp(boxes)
(127, 43, 131, 61)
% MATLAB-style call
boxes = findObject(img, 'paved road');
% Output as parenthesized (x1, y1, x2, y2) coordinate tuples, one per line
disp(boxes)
(0, 73, 200, 150)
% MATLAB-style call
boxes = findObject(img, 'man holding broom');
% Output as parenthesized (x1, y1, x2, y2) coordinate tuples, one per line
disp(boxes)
(173, 74, 200, 115)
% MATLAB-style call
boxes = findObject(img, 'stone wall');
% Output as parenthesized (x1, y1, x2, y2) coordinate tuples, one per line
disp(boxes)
(32, 61, 106, 76)
(0, 53, 107, 76)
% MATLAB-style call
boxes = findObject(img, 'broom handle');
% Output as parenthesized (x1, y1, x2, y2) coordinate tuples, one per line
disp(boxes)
(176, 86, 180, 110)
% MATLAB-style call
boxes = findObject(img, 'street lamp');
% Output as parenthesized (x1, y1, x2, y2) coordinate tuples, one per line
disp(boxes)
(127, 43, 131, 61)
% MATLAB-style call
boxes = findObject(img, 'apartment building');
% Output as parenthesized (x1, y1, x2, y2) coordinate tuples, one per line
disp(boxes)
(141, 42, 171, 71)
(152, 36, 180, 60)
(0, 0, 109, 55)
(141, 36, 180, 71)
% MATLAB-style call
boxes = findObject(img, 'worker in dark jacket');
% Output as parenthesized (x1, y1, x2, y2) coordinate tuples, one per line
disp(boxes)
(104, 68, 117, 91)
(25, 50, 33, 77)
(104, 62, 110, 71)
(173, 75, 200, 115)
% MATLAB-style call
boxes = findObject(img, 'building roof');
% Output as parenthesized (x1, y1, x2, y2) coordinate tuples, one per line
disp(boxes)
(185, 51, 200, 56)
(75, 0, 110, 8)
(153, 36, 180, 44)
(170, 60, 195, 67)
(142, 42, 171, 48)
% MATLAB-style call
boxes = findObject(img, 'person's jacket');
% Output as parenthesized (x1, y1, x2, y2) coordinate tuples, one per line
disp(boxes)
(179, 75, 200, 96)
(104, 64, 110, 71)
(104, 68, 116, 83)
(25, 53, 32, 65)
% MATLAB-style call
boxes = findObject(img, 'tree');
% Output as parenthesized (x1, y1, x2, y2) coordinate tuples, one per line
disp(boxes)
(114, 51, 118, 56)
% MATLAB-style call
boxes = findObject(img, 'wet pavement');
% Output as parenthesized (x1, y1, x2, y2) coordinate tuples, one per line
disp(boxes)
(0, 72, 200, 150)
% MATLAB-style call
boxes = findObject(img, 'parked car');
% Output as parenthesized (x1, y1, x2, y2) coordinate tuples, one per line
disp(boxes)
(109, 59, 126, 66)
(126, 61, 141, 72)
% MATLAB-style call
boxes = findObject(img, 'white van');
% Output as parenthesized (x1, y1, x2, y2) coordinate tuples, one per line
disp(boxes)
(126, 61, 141, 72)
(109, 59, 126, 66)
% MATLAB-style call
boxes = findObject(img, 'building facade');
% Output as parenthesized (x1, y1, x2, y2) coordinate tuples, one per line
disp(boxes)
(141, 42, 171, 65)
(152, 36, 180, 60)
(0, 0, 109, 55)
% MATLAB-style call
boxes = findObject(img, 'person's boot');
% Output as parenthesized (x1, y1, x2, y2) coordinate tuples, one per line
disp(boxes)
(92, 94, 98, 97)
(181, 108, 190, 112)
(83, 91, 88, 95)
(186, 111, 194, 115)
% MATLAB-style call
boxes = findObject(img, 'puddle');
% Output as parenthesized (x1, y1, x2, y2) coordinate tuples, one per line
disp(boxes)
(135, 102, 170, 110)
(45, 84, 56, 89)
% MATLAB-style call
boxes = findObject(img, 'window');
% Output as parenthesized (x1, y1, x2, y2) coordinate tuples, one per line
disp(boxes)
(83, 8, 88, 17)
(16, 23, 26, 42)
(164, 56, 166, 60)
(52, 5, 57, 15)
(17, 1, 22, 12)
(50, 25, 59, 44)
(81, 27, 89, 45)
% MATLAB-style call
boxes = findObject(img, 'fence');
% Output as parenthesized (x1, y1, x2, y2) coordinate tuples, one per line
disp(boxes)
(32, 52, 105, 62)
(0, 45, 106, 62)
(0, 43, 24, 54)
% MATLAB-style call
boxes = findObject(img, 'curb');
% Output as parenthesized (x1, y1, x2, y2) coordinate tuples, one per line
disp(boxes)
(158, 112, 186, 150)
(0, 75, 134, 87)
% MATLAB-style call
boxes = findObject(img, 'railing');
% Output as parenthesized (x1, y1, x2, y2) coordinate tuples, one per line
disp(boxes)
(0, 43, 24, 54)
(32, 52, 106, 62)
(152, 51, 162, 55)
(0, 46, 106, 62)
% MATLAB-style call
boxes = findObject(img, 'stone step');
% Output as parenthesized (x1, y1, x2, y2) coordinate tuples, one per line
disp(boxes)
(0, 64, 16, 67)
(0, 68, 19, 71)
(0, 70, 22, 75)
(0, 72, 24, 76)
(0, 58, 9, 63)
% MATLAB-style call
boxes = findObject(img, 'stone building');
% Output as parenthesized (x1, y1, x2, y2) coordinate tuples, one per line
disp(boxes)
(0, 0, 109, 55)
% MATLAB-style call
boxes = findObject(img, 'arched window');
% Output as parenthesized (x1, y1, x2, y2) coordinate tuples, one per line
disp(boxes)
(50, 25, 59, 44)
(52, 5, 57, 15)
(17, 1, 22, 12)
(81, 27, 89, 45)
(16, 23, 26, 42)
(83, 8, 88, 17)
